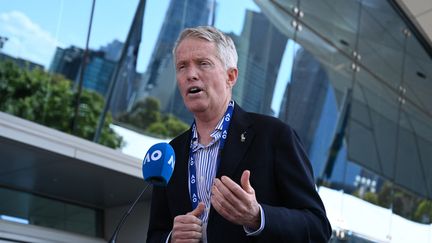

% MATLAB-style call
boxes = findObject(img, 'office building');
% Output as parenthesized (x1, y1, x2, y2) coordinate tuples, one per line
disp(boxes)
(233, 10, 288, 116)
(49, 46, 83, 82)
(100, 40, 124, 62)
(136, 0, 216, 123)
(278, 47, 329, 153)
(49, 46, 116, 97)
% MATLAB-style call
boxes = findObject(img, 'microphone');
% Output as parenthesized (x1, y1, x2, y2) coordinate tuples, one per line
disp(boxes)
(108, 142, 175, 243)
(142, 142, 175, 186)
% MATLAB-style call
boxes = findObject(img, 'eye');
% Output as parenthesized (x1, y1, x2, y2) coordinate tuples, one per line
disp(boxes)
(176, 64, 185, 71)
(200, 61, 210, 67)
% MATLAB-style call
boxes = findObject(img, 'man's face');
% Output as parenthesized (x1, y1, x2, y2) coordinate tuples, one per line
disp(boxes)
(175, 37, 237, 117)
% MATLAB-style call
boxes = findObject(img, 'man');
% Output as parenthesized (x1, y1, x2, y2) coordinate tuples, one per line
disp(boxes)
(147, 26, 332, 243)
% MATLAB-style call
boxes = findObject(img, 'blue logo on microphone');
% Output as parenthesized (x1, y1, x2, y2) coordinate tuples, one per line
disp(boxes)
(142, 143, 175, 186)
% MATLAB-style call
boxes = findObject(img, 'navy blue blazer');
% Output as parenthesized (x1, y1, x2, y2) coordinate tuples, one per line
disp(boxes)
(147, 105, 332, 243)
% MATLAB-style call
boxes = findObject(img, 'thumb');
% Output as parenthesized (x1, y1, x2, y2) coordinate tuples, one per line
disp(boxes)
(187, 202, 205, 217)
(241, 170, 254, 194)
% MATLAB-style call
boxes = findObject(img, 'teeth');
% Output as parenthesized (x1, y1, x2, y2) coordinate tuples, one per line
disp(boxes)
(189, 87, 201, 93)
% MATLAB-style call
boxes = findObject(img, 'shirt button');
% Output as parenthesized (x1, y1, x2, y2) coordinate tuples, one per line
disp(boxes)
(200, 176, 204, 183)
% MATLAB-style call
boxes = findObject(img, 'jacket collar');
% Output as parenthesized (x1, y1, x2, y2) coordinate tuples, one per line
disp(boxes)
(217, 104, 254, 178)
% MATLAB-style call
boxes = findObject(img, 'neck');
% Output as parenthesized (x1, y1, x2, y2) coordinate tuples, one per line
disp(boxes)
(194, 99, 231, 145)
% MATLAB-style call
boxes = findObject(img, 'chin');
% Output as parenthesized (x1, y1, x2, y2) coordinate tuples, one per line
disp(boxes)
(187, 105, 207, 114)
(185, 101, 208, 114)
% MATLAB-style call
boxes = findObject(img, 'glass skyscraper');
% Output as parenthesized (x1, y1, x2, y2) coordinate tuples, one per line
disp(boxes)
(136, 0, 216, 123)
(233, 10, 288, 116)
(49, 46, 116, 97)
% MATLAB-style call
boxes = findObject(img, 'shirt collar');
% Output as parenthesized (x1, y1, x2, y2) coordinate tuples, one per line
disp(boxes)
(191, 117, 223, 151)
(191, 101, 234, 150)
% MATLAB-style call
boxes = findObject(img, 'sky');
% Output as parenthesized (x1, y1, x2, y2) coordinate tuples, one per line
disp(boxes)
(0, 0, 260, 72)
(0, 0, 293, 115)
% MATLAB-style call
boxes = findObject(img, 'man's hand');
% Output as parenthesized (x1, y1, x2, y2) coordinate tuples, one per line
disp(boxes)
(171, 202, 205, 243)
(211, 170, 260, 230)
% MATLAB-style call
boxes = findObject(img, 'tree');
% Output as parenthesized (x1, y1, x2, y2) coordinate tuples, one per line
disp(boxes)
(0, 61, 123, 149)
(363, 192, 379, 205)
(118, 96, 189, 138)
(118, 97, 161, 128)
(414, 200, 432, 223)
(146, 122, 169, 137)
(162, 114, 189, 137)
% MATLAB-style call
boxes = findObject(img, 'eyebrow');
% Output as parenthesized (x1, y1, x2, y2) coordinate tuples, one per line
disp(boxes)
(196, 57, 212, 63)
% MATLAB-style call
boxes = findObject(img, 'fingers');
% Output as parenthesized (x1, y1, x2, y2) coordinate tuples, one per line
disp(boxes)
(218, 170, 256, 203)
(212, 177, 250, 214)
(172, 205, 204, 243)
(217, 174, 254, 204)
(214, 178, 247, 212)
(211, 171, 260, 227)
(240, 170, 254, 194)
(211, 185, 237, 224)
(172, 203, 205, 242)
(171, 227, 202, 243)
(173, 214, 202, 229)
(187, 202, 205, 218)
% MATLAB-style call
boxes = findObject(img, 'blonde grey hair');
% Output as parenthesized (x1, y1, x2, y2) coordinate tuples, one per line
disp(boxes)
(173, 26, 238, 70)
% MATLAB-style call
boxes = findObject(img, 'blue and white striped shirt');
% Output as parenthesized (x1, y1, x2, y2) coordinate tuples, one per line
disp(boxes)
(188, 114, 265, 243)
(190, 116, 224, 234)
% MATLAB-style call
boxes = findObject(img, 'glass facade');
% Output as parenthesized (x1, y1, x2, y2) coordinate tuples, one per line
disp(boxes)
(1, 0, 431, 241)
(0, 187, 103, 237)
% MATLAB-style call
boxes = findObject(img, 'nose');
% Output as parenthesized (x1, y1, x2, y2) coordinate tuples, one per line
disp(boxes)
(185, 66, 199, 82)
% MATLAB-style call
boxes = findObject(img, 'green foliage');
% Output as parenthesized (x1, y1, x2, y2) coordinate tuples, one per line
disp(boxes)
(162, 114, 189, 137)
(414, 200, 432, 223)
(118, 97, 189, 138)
(377, 182, 393, 208)
(363, 192, 379, 205)
(379, 184, 419, 220)
(73, 90, 123, 148)
(119, 97, 161, 128)
(0, 61, 123, 149)
(350, 181, 432, 224)
(146, 122, 169, 137)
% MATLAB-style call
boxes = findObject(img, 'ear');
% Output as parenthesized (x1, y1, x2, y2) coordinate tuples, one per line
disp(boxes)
(226, 67, 238, 88)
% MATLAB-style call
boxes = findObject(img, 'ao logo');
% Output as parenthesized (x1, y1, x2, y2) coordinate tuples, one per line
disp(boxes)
(144, 150, 174, 169)
(222, 130, 227, 139)
(167, 155, 174, 169)
(144, 150, 161, 165)
(151, 150, 162, 160)
(225, 113, 231, 122)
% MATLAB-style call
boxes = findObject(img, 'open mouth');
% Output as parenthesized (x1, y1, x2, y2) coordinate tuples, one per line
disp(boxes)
(188, 87, 203, 94)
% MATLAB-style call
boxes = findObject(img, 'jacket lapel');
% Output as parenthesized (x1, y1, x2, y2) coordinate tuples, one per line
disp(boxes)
(216, 105, 254, 179)
(168, 130, 193, 213)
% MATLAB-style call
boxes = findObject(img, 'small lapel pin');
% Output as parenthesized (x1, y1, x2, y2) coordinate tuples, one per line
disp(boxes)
(240, 132, 246, 142)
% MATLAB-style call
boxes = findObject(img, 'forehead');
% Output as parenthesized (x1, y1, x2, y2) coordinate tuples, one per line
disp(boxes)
(175, 37, 218, 60)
